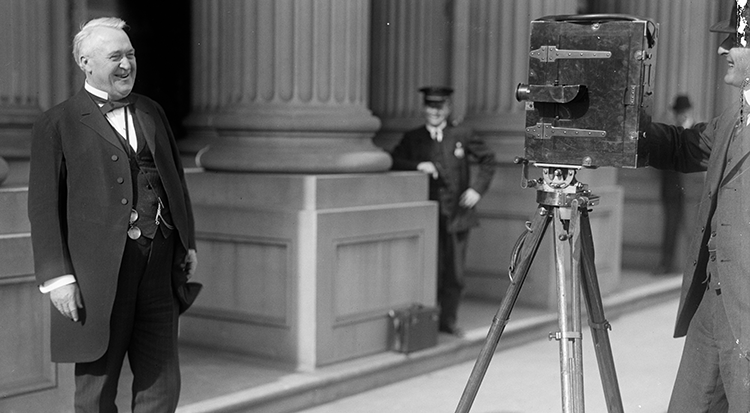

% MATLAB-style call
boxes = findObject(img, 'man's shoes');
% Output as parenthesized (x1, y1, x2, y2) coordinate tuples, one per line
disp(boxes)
(439, 324, 465, 337)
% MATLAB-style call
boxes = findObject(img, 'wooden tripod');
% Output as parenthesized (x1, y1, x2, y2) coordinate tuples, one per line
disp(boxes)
(454, 164, 624, 413)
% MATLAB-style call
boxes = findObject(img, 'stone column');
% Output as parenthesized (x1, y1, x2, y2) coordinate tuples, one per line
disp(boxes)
(592, 0, 721, 271)
(183, 0, 390, 173)
(369, 0, 453, 151)
(458, 0, 621, 310)
(179, 0, 437, 370)
(0, 0, 45, 184)
(373, 0, 621, 311)
(0, 0, 76, 186)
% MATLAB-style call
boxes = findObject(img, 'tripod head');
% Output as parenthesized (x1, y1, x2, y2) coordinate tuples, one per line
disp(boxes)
(514, 157, 599, 218)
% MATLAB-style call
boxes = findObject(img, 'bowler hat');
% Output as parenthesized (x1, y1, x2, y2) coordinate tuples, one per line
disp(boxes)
(671, 95, 692, 112)
(419, 86, 454, 107)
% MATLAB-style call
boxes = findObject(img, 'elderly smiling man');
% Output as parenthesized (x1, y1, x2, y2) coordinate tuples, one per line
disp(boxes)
(28, 17, 198, 413)
(639, 2, 750, 411)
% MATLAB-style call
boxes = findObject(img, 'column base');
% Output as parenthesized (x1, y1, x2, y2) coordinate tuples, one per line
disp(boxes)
(0, 157, 8, 185)
(196, 135, 393, 173)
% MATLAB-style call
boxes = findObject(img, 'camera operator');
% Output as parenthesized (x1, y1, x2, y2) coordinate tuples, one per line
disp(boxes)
(639, 4, 750, 411)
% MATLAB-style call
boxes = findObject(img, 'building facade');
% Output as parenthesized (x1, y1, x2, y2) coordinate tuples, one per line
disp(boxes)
(0, 0, 729, 410)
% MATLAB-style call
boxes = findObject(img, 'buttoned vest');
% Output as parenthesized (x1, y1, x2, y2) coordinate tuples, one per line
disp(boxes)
(111, 110, 173, 240)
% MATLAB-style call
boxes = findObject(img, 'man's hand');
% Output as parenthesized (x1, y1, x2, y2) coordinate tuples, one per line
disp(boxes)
(50, 283, 83, 322)
(183, 249, 198, 279)
(417, 161, 439, 179)
(459, 188, 481, 208)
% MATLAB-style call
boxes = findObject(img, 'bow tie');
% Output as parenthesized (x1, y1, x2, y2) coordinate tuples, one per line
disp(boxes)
(91, 94, 131, 114)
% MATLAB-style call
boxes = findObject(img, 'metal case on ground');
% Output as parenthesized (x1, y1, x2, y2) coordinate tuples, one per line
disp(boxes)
(517, 14, 658, 168)
(387, 304, 439, 354)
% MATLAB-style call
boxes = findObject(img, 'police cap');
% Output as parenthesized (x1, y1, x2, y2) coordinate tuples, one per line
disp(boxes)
(419, 86, 454, 108)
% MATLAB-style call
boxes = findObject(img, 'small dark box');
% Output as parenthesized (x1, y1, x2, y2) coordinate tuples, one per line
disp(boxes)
(388, 304, 439, 354)
(517, 14, 658, 168)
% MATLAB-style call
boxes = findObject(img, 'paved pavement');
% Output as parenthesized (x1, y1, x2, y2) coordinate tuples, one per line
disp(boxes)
(294, 297, 684, 413)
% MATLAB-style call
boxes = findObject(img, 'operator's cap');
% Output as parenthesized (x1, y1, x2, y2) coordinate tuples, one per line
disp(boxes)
(671, 95, 692, 112)
(419, 86, 454, 108)
(710, 2, 750, 47)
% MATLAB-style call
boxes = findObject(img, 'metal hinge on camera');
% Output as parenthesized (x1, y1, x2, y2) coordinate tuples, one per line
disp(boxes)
(526, 123, 607, 140)
(529, 45, 612, 62)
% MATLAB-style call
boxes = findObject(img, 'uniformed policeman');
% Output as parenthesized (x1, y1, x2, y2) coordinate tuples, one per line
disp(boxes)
(390, 87, 496, 336)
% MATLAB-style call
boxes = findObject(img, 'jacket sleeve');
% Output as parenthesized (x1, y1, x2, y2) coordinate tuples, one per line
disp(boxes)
(466, 132, 496, 195)
(640, 119, 716, 173)
(155, 100, 197, 251)
(390, 132, 422, 171)
(28, 112, 75, 284)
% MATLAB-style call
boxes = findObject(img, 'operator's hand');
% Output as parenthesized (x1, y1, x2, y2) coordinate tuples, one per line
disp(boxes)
(460, 188, 481, 208)
(417, 161, 439, 179)
(183, 249, 198, 279)
(50, 283, 83, 322)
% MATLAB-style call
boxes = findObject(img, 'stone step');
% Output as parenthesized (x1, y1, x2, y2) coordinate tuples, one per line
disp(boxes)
(158, 274, 680, 413)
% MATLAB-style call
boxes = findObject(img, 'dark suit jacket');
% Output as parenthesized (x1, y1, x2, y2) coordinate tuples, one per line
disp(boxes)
(28, 88, 196, 363)
(390, 125, 495, 232)
(642, 106, 750, 358)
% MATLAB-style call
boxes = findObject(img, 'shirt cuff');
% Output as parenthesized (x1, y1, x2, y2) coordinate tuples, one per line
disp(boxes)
(39, 275, 76, 293)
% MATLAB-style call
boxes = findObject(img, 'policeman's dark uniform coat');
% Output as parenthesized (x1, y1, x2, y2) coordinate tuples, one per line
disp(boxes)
(28, 88, 196, 363)
(391, 117, 495, 330)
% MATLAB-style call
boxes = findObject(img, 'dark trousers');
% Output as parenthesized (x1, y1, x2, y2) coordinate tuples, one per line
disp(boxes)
(658, 170, 684, 271)
(74, 231, 180, 413)
(437, 215, 469, 329)
(668, 286, 750, 412)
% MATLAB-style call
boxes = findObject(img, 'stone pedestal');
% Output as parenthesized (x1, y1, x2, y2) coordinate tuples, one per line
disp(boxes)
(0, 188, 74, 412)
(180, 172, 437, 370)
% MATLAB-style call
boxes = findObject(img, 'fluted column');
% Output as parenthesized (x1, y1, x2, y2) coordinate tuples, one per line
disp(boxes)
(592, 0, 723, 121)
(0, 0, 48, 184)
(369, 0, 452, 150)
(591, 0, 722, 271)
(0, 0, 75, 186)
(184, 0, 390, 173)
(461, 0, 578, 133)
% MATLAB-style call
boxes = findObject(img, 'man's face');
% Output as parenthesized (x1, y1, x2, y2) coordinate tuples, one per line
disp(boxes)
(423, 101, 452, 127)
(719, 34, 750, 89)
(80, 27, 136, 99)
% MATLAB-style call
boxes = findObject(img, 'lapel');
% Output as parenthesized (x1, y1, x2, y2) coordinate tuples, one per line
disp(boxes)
(76, 89, 157, 156)
(129, 94, 157, 157)
(706, 108, 740, 194)
(76, 89, 126, 153)
(416, 126, 439, 158)
(720, 120, 750, 186)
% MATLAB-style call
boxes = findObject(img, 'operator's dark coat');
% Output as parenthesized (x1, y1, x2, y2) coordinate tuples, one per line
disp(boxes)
(28, 88, 196, 363)
(642, 105, 750, 359)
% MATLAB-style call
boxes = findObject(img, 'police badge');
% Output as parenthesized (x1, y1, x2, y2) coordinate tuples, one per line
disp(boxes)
(454, 142, 465, 159)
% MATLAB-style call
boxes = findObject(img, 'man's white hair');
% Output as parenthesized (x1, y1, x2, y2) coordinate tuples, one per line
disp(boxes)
(72, 17, 128, 70)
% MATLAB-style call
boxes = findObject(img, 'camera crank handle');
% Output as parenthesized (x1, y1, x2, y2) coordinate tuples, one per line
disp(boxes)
(514, 157, 537, 189)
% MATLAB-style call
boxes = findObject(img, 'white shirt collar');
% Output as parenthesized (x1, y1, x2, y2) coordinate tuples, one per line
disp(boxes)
(426, 121, 447, 132)
(744, 88, 750, 107)
(84, 81, 110, 101)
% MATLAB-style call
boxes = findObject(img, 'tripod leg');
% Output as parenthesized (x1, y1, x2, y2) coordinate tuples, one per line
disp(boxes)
(577, 206, 624, 413)
(555, 206, 585, 413)
(454, 206, 553, 413)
